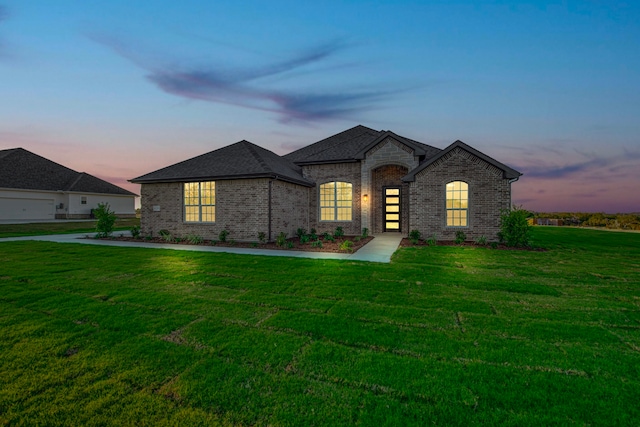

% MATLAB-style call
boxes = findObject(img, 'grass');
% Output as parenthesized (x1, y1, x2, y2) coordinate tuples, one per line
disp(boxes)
(0, 226, 638, 425)
(0, 218, 140, 238)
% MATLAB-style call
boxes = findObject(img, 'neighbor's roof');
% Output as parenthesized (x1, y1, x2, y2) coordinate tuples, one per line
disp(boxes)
(0, 148, 137, 196)
(401, 140, 522, 182)
(284, 125, 442, 164)
(130, 140, 314, 187)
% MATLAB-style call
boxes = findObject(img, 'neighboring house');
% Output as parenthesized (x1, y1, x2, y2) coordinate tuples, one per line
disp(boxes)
(131, 125, 521, 241)
(0, 148, 137, 221)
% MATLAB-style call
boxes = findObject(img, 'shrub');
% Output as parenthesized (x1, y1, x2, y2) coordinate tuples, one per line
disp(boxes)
(286, 240, 294, 249)
(323, 232, 335, 242)
(475, 235, 487, 246)
(498, 206, 532, 247)
(333, 226, 344, 238)
(276, 232, 287, 247)
(296, 228, 307, 239)
(361, 227, 369, 238)
(300, 234, 310, 244)
(309, 228, 318, 240)
(426, 234, 437, 246)
(454, 230, 466, 245)
(210, 240, 218, 246)
(490, 242, 498, 249)
(159, 229, 173, 242)
(258, 232, 267, 244)
(339, 240, 354, 253)
(311, 240, 323, 248)
(130, 225, 141, 239)
(219, 229, 229, 242)
(409, 229, 421, 245)
(251, 242, 258, 248)
(94, 203, 117, 238)
(185, 234, 203, 244)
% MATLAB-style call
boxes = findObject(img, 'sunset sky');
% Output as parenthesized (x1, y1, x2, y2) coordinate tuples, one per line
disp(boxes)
(1, 1, 638, 212)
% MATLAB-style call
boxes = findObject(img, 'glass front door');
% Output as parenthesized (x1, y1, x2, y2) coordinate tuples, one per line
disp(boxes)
(384, 187, 401, 231)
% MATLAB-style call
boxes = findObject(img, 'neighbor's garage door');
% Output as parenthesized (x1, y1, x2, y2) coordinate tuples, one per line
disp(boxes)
(0, 198, 55, 220)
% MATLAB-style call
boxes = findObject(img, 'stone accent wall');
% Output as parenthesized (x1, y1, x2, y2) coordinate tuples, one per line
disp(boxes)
(360, 137, 420, 232)
(302, 162, 361, 235)
(270, 180, 310, 240)
(140, 179, 270, 241)
(371, 165, 410, 234)
(408, 147, 511, 241)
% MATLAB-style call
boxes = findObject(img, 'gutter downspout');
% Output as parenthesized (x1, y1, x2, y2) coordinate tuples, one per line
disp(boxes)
(508, 176, 520, 209)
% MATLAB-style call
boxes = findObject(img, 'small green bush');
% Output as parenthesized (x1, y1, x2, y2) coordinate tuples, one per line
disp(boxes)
(361, 227, 369, 238)
(339, 240, 354, 253)
(454, 230, 466, 245)
(300, 234, 310, 244)
(333, 226, 344, 238)
(311, 240, 323, 248)
(475, 235, 487, 246)
(130, 225, 141, 239)
(276, 232, 287, 247)
(296, 228, 307, 239)
(409, 229, 421, 245)
(498, 206, 532, 247)
(94, 203, 117, 238)
(159, 229, 173, 242)
(185, 234, 203, 244)
(309, 228, 318, 240)
(258, 232, 267, 244)
(286, 240, 294, 249)
(219, 229, 229, 242)
(426, 234, 437, 246)
(210, 240, 218, 246)
(323, 232, 335, 242)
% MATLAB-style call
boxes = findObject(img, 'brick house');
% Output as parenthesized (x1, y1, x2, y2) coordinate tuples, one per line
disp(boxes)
(131, 125, 521, 241)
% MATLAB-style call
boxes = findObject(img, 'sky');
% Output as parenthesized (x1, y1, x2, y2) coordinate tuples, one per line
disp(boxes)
(1, 0, 639, 213)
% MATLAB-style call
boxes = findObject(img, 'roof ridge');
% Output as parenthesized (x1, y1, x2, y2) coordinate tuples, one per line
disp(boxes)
(287, 125, 380, 160)
(243, 140, 274, 174)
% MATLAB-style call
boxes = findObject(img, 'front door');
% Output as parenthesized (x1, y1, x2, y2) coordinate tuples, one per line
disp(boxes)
(383, 187, 401, 232)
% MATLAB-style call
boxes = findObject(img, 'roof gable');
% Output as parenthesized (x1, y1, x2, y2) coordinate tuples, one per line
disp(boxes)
(402, 140, 522, 182)
(131, 140, 313, 187)
(353, 130, 441, 160)
(0, 148, 136, 196)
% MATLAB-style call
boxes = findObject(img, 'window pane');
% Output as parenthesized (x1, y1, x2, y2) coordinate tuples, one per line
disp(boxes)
(386, 222, 400, 229)
(386, 205, 399, 213)
(386, 197, 399, 204)
(185, 206, 199, 222)
(321, 208, 334, 221)
(386, 214, 399, 221)
(386, 188, 400, 196)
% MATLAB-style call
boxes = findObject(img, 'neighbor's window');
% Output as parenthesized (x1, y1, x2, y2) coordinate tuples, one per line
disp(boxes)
(446, 181, 468, 227)
(320, 181, 352, 221)
(184, 181, 215, 222)
(81, 196, 87, 205)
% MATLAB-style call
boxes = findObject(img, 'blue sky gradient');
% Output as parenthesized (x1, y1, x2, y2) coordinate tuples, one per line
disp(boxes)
(1, 1, 638, 212)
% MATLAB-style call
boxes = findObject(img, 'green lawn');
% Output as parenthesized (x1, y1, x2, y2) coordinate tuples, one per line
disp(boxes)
(0, 218, 140, 238)
(0, 227, 638, 426)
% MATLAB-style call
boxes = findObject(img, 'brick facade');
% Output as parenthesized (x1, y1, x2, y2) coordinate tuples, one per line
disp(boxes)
(408, 147, 511, 241)
(371, 165, 410, 234)
(270, 180, 310, 240)
(302, 162, 362, 235)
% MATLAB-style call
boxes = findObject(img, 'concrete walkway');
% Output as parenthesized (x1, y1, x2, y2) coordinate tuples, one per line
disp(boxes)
(0, 232, 404, 263)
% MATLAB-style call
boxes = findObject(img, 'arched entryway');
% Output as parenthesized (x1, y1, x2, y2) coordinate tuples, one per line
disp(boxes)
(371, 165, 409, 234)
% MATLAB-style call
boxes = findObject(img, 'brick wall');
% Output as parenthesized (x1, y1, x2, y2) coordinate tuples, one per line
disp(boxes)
(140, 179, 270, 241)
(270, 180, 310, 240)
(371, 165, 410, 234)
(408, 147, 511, 241)
(302, 162, 362, 236)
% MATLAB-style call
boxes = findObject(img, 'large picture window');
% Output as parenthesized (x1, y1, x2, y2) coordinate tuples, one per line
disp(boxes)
(184, 181, 215, 222)
(320, 181, 352, 221)
(446, 181, 468, 227)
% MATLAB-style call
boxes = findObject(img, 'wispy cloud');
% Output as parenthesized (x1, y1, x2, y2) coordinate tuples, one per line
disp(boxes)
(88, 34, 391, 124)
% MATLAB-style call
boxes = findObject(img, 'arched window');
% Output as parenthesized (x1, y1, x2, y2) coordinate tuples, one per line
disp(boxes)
(320, 182, 352, 221)
(446, 181, 468, 227)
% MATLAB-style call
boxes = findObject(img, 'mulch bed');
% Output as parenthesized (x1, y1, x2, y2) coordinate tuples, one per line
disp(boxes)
(98, 235, 375, 254)
(400, 238, 547, 251)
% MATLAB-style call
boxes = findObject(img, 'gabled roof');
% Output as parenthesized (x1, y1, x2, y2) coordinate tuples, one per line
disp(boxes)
(131, 140, 314, 187)
(284, 125, 441, 164)
(402, 140, 522, 182)
(0, 148, 137, 196)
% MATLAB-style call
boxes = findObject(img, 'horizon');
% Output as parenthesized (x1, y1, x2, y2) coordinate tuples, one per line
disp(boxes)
(1, 1, 639, 213)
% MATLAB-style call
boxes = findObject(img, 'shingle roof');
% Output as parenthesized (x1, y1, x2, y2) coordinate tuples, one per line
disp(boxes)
(130, 140, 314, 187)
(283, 125, 442, 164)
(401, 140, 522, 182)
(0, 148, 136, 196)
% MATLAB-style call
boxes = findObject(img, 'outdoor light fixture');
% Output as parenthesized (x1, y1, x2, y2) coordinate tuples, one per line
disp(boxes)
(363, 194, 368, 202)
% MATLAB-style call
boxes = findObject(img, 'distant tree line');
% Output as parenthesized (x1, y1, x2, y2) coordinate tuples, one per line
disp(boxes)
(532, 211, 640, 230)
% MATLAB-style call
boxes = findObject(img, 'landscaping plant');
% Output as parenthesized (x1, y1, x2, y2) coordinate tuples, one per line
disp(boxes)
(498, 206, 532, 247)
(94, 203, 117, 237)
